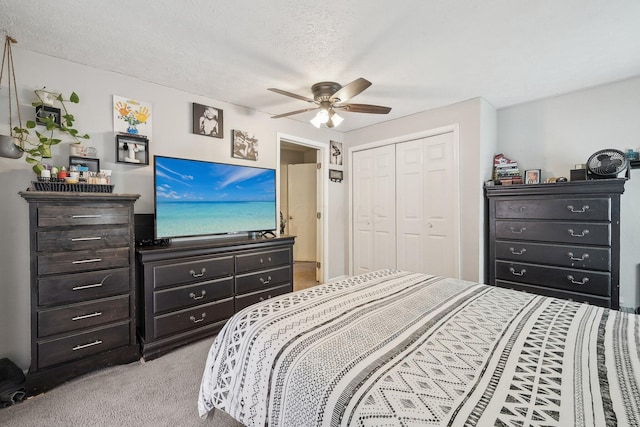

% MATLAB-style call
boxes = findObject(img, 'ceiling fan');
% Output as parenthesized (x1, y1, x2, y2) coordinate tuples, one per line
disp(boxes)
(268, 78, 391, 128)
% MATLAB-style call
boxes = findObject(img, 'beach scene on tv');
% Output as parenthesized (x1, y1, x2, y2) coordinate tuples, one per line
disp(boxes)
(154, 156, 276, 239)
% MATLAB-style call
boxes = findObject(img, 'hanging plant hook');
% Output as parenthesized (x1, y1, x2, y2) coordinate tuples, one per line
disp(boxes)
(0, 34, 25, 158)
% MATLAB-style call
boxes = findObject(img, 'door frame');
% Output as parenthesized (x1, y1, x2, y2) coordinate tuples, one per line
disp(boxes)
(277, 132, 328, 284)
(347, 124, 461, 277)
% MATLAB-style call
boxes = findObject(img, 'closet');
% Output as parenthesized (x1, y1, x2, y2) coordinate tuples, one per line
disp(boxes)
(351, 131, 459, 277)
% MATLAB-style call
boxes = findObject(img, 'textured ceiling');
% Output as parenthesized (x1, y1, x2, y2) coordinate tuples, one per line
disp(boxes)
(1, 0, 639, 132)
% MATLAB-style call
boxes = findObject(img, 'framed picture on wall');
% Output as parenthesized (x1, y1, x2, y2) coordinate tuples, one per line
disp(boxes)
(330, 140, 343, 165)
(231, 130, 258, 160)
(525, 169, 541, 184)
(192, 103, 223, 138)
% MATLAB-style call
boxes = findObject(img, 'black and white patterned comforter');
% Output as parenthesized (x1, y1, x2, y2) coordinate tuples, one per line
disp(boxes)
(198, 269, 640, 426)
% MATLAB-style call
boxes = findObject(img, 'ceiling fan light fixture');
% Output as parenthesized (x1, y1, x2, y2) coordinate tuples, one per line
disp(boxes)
(310, 109, 330, 128)
(329, 111, 343, 127)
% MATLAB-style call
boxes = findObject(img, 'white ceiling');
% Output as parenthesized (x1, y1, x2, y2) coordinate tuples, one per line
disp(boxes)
(1, 0, 639, 132)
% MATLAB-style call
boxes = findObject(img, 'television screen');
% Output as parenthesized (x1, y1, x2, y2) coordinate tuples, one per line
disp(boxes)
(154, 156, 276, 239)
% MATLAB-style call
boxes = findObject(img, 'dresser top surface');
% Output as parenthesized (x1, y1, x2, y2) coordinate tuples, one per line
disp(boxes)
(19, 191, 140, 203)
(485, 178, 626, 197)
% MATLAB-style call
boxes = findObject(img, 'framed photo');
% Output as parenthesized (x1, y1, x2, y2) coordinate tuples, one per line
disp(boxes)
(116, 133, 149, 165)
(35, 105, 61, 126)
(231, 130, 258, 161)
(329, 169, 343, 182)
(330, 140, 343, 165)
(193, 103, 223, 138)
(69, 156, 100, 172)
(525, 169, 541, 184)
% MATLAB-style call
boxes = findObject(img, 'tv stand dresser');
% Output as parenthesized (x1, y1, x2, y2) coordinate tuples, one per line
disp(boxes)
(486, 179, 625, 309)
(20, 191, 140, 394)
(135, 235, 295, 360)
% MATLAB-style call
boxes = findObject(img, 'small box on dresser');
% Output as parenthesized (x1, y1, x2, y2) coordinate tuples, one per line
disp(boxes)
(19, 191, 140, 395)
(485, 179, 625, 309)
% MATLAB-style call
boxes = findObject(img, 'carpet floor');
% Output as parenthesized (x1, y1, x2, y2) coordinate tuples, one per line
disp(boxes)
(0, 338, 242, 427)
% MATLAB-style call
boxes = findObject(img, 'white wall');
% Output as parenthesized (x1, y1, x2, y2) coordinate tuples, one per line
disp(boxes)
(497, 76, 640, 310)
(0, 48, 344, 369)
(344, 97, 498, 282)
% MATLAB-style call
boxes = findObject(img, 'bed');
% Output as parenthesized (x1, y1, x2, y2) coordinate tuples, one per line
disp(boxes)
(198, 269, 640, 426)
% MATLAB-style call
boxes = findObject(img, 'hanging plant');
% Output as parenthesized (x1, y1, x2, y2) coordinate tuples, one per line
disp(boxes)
(12, 89, 90, 173)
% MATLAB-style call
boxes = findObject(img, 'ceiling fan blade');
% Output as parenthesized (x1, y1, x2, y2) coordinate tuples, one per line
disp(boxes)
(329, 78, 371, 103)
(268, 87, 316, 103)
(271, 107, 318, 119)
(337, 103, 392, 114)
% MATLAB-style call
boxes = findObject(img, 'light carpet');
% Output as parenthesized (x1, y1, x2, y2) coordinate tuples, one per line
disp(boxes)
(0, 338, 242, 427)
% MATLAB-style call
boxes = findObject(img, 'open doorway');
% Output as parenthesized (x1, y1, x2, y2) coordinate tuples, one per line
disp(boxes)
(278, 134, 327, 290)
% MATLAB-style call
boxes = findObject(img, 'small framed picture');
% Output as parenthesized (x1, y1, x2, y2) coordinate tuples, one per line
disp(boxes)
(525, 169, 541, 184)
(35, 105, 61, 126)
(330, 141, 343, 165)
(69, 156, 100, 172)
(329, 169, 343, 182)
(193, 103, 223, 138)
(231, 130, 258, 161)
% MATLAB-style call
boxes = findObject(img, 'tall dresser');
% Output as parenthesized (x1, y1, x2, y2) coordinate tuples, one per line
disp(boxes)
(486, 179, 625, 309)
(20, 191, 139, 394)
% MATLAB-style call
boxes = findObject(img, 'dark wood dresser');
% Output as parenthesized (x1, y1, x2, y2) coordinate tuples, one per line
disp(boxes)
(19, 191, 139, 394)
(136, 235, 295, 360)
(486, 179, 625, 309)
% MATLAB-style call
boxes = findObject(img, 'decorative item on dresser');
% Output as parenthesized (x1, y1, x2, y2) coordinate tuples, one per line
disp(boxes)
(486, 179, 625, 309)
(136, 235, 295, 360)
(19, 191, 139, 395)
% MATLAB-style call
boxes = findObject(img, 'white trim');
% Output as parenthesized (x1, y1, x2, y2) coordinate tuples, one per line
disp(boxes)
(277, 132, 329, 283)
(347, 124, 461, 277)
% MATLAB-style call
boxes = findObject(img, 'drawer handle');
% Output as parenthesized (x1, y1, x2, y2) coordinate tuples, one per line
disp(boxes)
(509, 247, 526, 255)
(567, 252, 590, 261)
(568, 229, 589, 238)
(189, 313, 206, 323)
(70, 214, 102, 219)
(259, 257, 273, 264)
(72, 311, 102, 321)
(72, 274, 112, 291)
(509, 227, 526, 234)
(189, 290, 207, 300)
(258, 294, 273, 302)
(508, 206, 526, 213)
(259, 276, 272, 285)
(567, 205, 589, 213)
(72, 258, 103, 264)
(70, 236, 102, 242)
(73, 340, 103, 351)
(509, 267, 526, 276)
(567, 275, 589, 285)
(189, 268, 206, 278)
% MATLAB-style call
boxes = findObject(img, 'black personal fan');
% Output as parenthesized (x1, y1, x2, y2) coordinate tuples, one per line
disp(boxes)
(586, 149, 629, 179)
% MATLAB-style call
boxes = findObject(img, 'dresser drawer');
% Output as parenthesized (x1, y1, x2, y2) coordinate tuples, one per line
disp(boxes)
(37, 205, 130, 227)
(37, 247, 130, 275)
(495, 241, 611, 271)
(235, 265, 291, 294)
(495, 198, 610, 220)
(235, 284, 291, 312)
(495, 280, 612, 308)
(236, 248, 291, 274)
(38, 267, 130, 306)
(153, 298, 234, 339)
(37, 226, 130, 252)
(495, 220, 611, 245)
(38, 295, 130, 337)
(153, 277, 234, 314)
(152, 256, 233, 289)
(37, 321, 130, 369)
(495, 261, 611, 297)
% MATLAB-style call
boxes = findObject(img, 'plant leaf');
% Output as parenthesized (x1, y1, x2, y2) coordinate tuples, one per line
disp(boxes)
(26, 121, 36, 129)
(69, 92, 79, 103)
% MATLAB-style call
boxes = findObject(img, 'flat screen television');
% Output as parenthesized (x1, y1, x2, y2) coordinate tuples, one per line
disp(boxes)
(154, 155, 276, 239)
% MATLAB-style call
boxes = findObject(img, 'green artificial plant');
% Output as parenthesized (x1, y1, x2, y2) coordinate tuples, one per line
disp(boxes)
(12, 89, 90, 174)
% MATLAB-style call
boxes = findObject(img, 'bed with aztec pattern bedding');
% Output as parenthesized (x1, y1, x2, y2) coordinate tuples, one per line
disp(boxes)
(198, 269, 640, 426)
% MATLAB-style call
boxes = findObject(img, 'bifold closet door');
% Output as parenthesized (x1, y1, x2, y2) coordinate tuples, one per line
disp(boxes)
(396, 132, 458, 277)
(352, 144, 396, 274)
